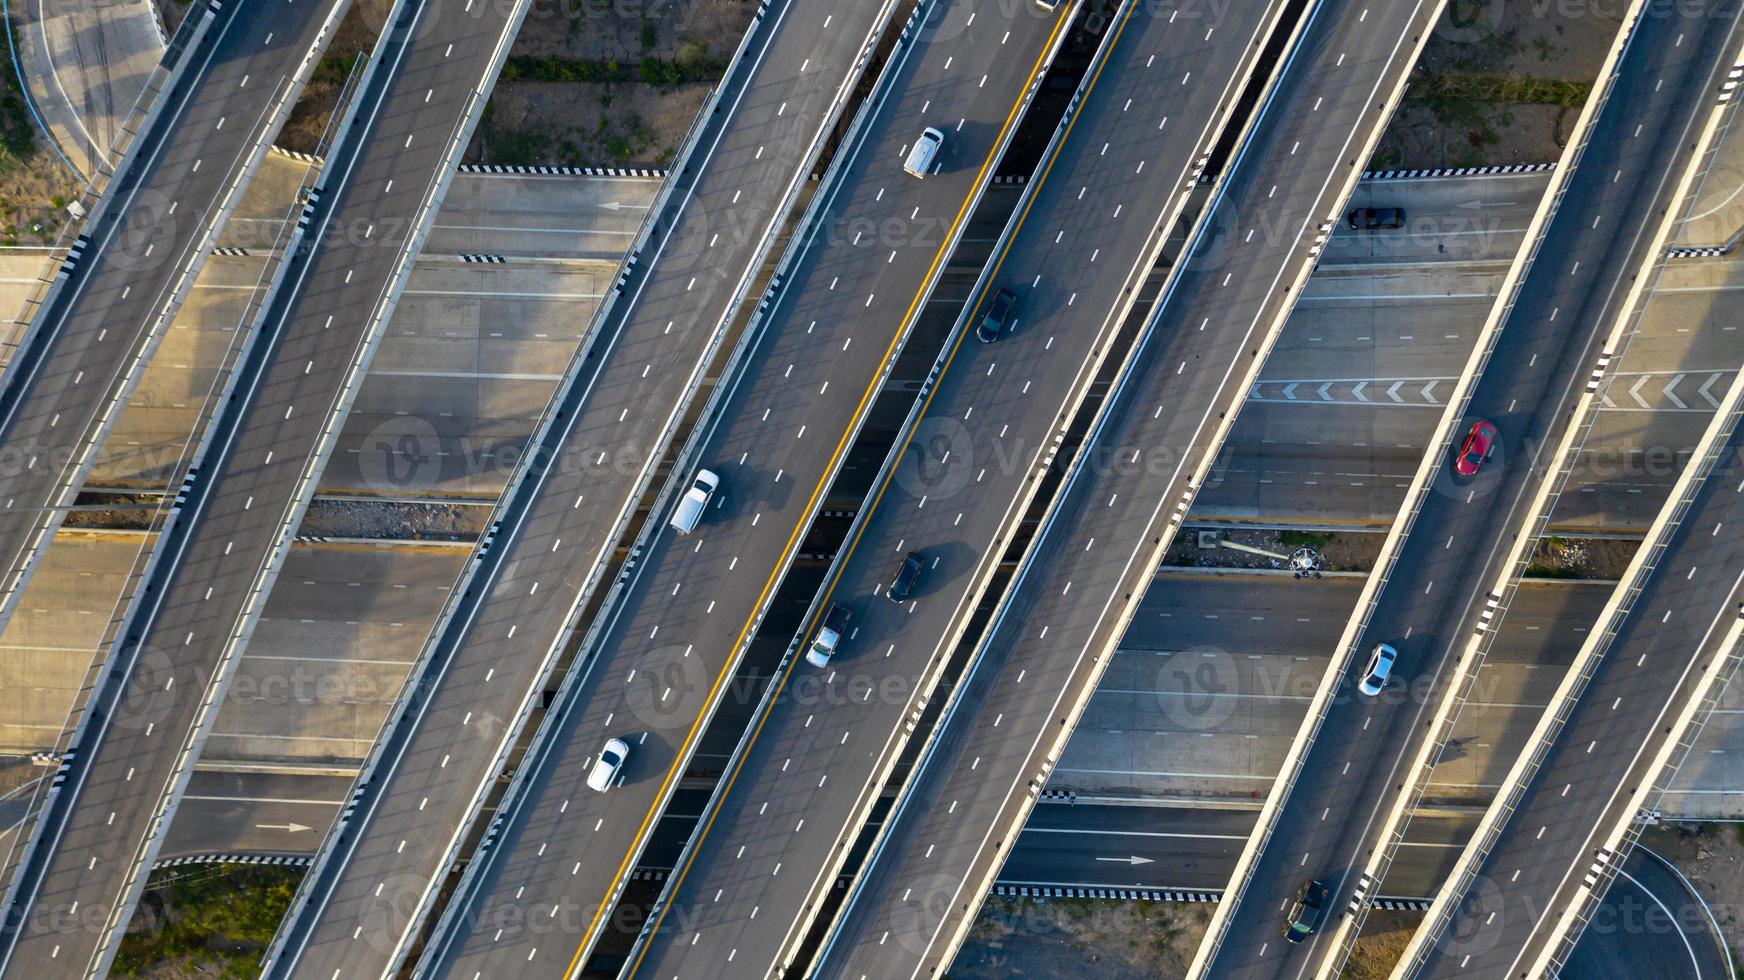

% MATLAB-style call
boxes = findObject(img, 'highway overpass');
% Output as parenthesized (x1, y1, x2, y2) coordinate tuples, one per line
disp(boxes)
(0, 0, 532, 972)
(620, 0, 1301, 975)
(259, 0, 909, 975)
(814, 0, 1451, 976)
(0, 0, 350, 637)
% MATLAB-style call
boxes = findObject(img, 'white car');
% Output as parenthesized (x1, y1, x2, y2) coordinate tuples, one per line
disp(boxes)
(1358, 643, 1397, 697)
(669, 468, 719, 535)
(587, 737, 630, 792)
(804, 604, 852, 668)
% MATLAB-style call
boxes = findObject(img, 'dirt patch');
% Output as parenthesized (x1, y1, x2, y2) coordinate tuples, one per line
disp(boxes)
(512, 0, 753, 63)
(474, 79, 708, 166)
(1641, 823, 1744, 966)
(0, 16, 81, 247)
(1527, 534, 1638, 581)
(1168, 526, 1380, 574)
(953, 897, 1210, 979)
(1344, 909, 1421, 979)
(467, 0, 757, 167)
(1374, 0, 1625, 169)
(277, 0, 397, 154)
(297, 497, 489, 540)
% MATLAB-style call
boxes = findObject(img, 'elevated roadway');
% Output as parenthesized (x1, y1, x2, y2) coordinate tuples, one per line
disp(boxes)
(0, 0, 531, 972)
(620, 0, 1299, 976)
(0, 0, 350, 637)
(1194, 2, 1744, 976)
(813, 0, 1452, 975)
(259, 1, 909, 975)
(413, 1, 1083, 976)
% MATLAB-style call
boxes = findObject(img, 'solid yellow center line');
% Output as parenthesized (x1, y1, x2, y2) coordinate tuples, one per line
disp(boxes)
(613, 3, 1126, 977)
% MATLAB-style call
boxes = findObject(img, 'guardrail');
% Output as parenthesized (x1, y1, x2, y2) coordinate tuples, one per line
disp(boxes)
(406, 3, 920, 969)
(617, 2, 1197, 970)
(0, 56, 370, 980)
(0, 0, 217, 362)
(1394, 47, 1744, 971)
(1352, 12, 1744, 975)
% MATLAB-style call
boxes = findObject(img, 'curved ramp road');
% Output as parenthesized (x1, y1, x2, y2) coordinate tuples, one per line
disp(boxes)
(618, 1, 1295, 976)
(813, 0, 1450, 975)
(416, 1, 1079, 976)
(0, 0, 531, 974)
(1194, 2, 1744, 977)
(0, 0, 350, 638)
(259, 1, 907, 976)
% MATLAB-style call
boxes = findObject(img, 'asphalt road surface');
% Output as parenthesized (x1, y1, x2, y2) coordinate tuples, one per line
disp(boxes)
(1200, 3, 1744, 977)
(1412, 382, 1744, 974)
(0, 0, 345, 636)
(0, 0, 528, 973)
(619, 2, 1294, 976)
(814, 0, 1450, 976)
(416, 2, 1079, 977)
(260, 2, 909, 976)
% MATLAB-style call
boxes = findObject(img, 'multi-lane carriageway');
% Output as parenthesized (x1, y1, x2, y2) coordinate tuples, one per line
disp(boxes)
(0, 0, 532, 974)
(415, 2, 1085, 976)
(619, 0, 1300, 976)
(1193, 1, 1744, 977)
(260, 0, 907, 975)
(0, 0, 351, 638)
(815, 0, 1453, 976)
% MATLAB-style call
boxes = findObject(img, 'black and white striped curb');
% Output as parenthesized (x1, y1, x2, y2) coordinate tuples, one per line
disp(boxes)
(1720, 61, 1744, 104)
(1359, 162, 1556, 181)
(1667, 245, 1728, 258)
(454, 163, 1036, 185)
(56, 235, 91, 282)
(271, 147, 323, 165)
(1038, 788, 1078, 802)
(1584, 847, 1616, 888)
(155, 853, 312, 870)
(212, 246, 250, 256)
(459, 254, 508, 264)
(993, 884, 1221, 903)
(1347, 871, 1375, 914)
(458, 164, 668, 178)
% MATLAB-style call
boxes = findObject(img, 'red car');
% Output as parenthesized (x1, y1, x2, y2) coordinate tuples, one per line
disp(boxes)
(1454, 420, 1499, 478)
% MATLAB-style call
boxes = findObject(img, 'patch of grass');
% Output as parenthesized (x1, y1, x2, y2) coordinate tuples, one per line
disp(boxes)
(1524, 563, 1582, 580)
(1277, 530, 1332, 550)
(640, 19, 658, 50)
(485, 126, 551, 165)
(113, 863, 302, 978)
(499, 52, 727, 86)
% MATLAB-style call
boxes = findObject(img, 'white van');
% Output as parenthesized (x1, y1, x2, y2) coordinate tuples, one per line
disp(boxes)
(904, 127, 945, 178)
(669, 468, 719, 535)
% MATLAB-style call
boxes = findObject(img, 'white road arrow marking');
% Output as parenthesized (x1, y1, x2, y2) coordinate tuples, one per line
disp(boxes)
(599, 201, 651, 212)
(1095, 855, 1155, 865)
(1387, 381, 1405, 403)
(1629, 375, 1651, 408)
(1282, 383, 1299, 400)
(1316, 382, 1334, 401)
(1664, 373, 1687, 410)
(255, 822, 312, 833)
(1700, 373, 1723, 408)
(1422, 381, 1439, 405)
(1352, 382, 1368, 402)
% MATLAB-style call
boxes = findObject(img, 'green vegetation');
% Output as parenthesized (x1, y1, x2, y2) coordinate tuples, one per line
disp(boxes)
(1277, 530, 1332, 550)
(112, 863, 303, 978)
(0, 18, 37, 172)
(1409, 73, 1591, 110)
(498, 51, 728, 87)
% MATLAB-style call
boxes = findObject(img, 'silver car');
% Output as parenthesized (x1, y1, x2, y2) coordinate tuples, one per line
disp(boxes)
(1358, 643, 1397, 697)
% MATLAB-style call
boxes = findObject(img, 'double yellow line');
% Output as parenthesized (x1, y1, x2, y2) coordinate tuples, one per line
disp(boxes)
(611, 3, 1138, 977)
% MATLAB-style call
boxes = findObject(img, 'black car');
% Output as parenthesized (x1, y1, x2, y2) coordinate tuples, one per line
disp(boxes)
(1284, 880, 1329, 943)
(975, 287, 1019, 343)
(888, 551, 925, 603)
(1347, 206, 1405, 230)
